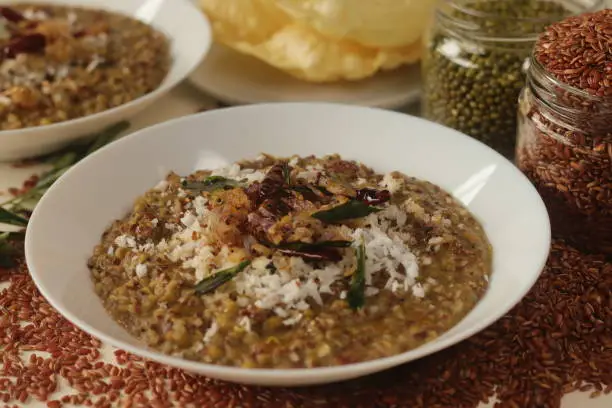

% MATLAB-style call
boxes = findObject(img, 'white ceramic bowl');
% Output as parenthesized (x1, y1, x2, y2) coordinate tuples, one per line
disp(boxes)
(25, 103, 551, 387)
(0, 0, 211, 162)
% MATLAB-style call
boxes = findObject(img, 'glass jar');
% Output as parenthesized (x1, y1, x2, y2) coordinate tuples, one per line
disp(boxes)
(516, 56, 612, 256)
(421, 0, 603, 159)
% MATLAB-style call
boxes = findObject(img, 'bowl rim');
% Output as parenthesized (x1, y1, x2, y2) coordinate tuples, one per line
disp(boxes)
(25, 102, 552, 383)
(0, 0, 211, 138)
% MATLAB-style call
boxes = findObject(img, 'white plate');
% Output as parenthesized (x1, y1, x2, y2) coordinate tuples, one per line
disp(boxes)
(25, 103, 550, 387)
(189, 43, 421, 109)
(0, 0, 211, 162)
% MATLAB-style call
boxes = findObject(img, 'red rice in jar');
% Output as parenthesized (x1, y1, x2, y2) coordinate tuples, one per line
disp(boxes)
(516, 9, 612, 256)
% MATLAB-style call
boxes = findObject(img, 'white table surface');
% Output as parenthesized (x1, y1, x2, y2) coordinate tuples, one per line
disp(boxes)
(0, 82, 610, 407)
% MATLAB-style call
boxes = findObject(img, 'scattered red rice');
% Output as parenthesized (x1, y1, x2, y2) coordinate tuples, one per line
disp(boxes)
(0, 240, 610, 407)
(5, 174, 40, 198)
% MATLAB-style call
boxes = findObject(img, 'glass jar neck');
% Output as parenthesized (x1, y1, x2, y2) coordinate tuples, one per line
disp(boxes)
(435, 0, 604, 44)
(525, 56, 612, 133)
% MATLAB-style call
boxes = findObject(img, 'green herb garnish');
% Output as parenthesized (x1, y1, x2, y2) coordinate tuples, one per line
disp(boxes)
(277, 240, 352, 251)
(1, 121, 130, 214)
(347, 239, 366, 310)
(182, 176, 242, 192)
(312, 200, 382, 223)
(0, 207, 28, 227)
(194, 260, 251, 295)
(0, 121, 130, 268)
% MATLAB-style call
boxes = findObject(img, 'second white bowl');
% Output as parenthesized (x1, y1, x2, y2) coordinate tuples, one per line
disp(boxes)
(0, 0, 211, 162)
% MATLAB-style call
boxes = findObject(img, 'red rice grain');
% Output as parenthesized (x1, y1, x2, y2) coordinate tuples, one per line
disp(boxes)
(6, 174, 40, 198)
(0, 240, 610, 407)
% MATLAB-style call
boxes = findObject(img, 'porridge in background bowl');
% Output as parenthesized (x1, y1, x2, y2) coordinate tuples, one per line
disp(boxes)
(89, 154, 492, 369)
(0, 3, 170, 130)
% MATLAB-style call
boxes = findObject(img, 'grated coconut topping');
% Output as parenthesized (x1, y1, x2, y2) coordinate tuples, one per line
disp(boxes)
(104, 162, 439, 347)
(119, 168, 426, 330)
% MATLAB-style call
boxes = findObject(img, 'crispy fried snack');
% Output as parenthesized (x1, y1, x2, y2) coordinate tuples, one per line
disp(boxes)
(199, 0, 434, 82)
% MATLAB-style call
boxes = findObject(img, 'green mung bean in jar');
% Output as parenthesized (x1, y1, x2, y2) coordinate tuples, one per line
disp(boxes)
(421, 0, 603, 159)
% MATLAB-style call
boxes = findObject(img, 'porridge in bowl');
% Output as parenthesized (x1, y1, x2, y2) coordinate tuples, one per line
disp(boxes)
(89, 154, 492, 369)
(0, 3, 170, 130)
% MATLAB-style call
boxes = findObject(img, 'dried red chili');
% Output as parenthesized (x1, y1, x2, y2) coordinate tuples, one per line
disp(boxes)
(258, 163, 289, 203)
(3, 33, 47, 58)
(356, 188, 391, 205)
(0, 6, 25, 23)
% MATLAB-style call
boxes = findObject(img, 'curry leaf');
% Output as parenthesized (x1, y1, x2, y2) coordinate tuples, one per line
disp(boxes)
(0, 122, 130, 267)
(85, 121, 130, 156)
(12, 197, 38, 212)
(49, 151, 78, 171)
(0, 207, 28, 227)
(2, 121, 130, 214)
(194, 260, 251, 295)
(312, 200, 382, 223)
(33, 167, 69, 190)
(347, 240, 366, 310)
(182, 176, 241, 193)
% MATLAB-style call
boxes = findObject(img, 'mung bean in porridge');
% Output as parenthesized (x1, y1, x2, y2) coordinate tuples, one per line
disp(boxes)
(0, 3, 170, 130)
(89, 154, 492, 368)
